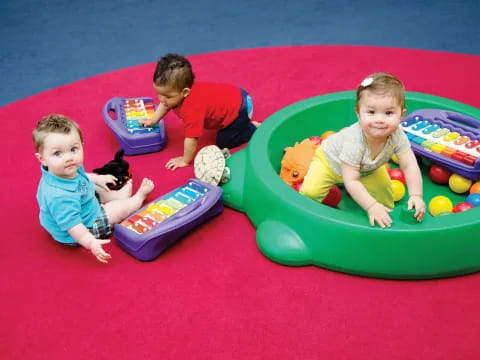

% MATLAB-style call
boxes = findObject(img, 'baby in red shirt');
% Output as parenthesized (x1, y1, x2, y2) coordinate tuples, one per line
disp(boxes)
(140, 53, 259, 170)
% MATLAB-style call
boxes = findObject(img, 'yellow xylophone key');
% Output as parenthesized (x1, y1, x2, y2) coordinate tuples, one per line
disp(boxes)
(443, 132, 460, 142)
(430, 143, 447, 153)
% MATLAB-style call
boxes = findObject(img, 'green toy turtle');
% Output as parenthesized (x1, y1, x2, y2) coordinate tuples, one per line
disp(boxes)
(219, 91, 480, 279)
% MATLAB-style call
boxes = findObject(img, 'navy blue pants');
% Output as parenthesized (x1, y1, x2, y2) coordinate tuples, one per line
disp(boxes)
(216, 88, 256, 149)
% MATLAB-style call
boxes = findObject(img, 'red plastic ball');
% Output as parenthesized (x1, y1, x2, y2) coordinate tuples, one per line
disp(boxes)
(429, 165, 452, 184)
(322, 185, 342, 207)
(452, 201, 474, 213)
(308, 136, 322, 145)
(388, 168, 406, 184)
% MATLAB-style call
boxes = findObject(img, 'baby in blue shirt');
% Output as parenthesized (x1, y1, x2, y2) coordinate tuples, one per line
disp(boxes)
(33, 114, 154, 263)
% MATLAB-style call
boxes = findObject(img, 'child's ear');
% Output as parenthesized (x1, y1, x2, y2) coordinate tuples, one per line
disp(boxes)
(182, 87, 191, 98)
(35, 153, 46, 166)
(354, 106, 360, 120)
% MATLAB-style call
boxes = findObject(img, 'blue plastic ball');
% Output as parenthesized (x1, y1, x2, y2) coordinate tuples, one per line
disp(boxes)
(465, 193, 480, 207)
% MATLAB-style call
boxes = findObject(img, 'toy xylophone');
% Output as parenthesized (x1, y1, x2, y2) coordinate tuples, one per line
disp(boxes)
(103, 97, 167, 155)
(114, 179, 223, 261)
(401, 109, 480, 180)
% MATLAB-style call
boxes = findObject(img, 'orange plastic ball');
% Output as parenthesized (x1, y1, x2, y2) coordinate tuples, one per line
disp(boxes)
(470, 182, 480, 194)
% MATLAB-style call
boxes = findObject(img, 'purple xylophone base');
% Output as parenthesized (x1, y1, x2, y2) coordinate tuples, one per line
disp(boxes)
(114, 179, 223, 261)
(103, 96, 167, 156)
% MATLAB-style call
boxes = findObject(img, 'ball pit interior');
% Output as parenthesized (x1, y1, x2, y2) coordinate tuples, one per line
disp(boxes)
(222, 91, 480, 279)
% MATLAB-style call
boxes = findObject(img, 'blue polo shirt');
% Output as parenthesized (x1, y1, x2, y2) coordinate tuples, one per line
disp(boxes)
(36, 165, 102, 244)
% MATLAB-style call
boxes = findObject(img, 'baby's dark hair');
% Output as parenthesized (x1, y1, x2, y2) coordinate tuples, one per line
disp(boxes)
(33, 114, 83, 153)
(153, 53, 195, 90)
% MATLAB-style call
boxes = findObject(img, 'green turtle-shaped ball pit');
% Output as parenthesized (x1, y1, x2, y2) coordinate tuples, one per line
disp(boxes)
(221, 91, 480, 279)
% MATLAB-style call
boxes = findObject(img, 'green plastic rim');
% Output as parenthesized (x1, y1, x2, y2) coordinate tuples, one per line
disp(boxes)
(222, 91, 480, 279)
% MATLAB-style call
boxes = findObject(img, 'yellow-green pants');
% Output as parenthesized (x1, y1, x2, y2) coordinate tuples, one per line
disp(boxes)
(299, 147, 394, 209)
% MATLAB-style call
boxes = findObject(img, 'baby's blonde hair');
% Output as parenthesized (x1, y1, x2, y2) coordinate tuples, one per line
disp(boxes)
(33, 114, 83, 153)
(355, 72, 405, 110)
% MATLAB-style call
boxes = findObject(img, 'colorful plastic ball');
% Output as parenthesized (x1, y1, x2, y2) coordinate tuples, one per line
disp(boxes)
(428, 196, 453, 216)
(465, 193, 480, 207)
(452, 202, 474, 213)
(448, 174, 473, 194)
(391, 153, 399, 164)
(421, 157, 434, 167)
(321, 130, 336, 140)
(391, 179, 406, 202)
(470, 182, 480, 194)
(388, 168, 406, 184)
(308, 136, 322, 145)
(322, 185, 342, 208)
(429, 165, 452, 185)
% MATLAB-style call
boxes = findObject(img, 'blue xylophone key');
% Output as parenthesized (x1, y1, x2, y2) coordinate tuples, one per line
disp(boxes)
(401, 116, 422, 127)
(128, 127, 152, 134)
(186, 181, 209, 194)
(181, 186, 202, 199)
(412, 136, 426, 145)
(411, 121, 430, 131)
(405, 132, 416, 140)
(173, 191, 195, 204)
(126, 120, 161, 134)
(126, 120, 140, 128)
(422, 124, 440, 134)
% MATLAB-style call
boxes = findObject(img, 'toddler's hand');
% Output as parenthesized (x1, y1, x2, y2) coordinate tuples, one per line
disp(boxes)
(408, 195, 426, 222)
(96, 174, 117, 192)
(166, 157, 189, 170)
(89, 239, 111, 263)
(139, 117, 156, 127)
(367, 202, 393, 228)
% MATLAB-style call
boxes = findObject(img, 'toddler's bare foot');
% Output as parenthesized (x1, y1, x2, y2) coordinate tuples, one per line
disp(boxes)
(252, 121, 261, 128)
(102, 178, 155, 225)
(136, 178, 155, 199)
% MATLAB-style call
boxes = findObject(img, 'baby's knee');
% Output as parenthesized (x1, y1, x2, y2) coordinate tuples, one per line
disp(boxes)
(299, 184, 327, 203)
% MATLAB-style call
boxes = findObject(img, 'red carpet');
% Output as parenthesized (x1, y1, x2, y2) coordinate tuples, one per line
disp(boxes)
(2, 46, 480, 359)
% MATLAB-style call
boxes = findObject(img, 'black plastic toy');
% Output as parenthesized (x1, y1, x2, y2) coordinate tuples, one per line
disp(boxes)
(93, 149, 131, 190)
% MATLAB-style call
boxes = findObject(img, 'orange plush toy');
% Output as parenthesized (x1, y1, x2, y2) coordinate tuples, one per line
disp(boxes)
(280, 137, 319, 191)
(279, 136, 342, 207)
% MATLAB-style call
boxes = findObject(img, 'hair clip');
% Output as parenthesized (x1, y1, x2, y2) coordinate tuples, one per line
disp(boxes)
(361, 77, 374, 87)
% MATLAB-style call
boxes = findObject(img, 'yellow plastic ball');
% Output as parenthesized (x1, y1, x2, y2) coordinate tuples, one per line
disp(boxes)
(391, 179, 406, 202)
(428, 196, 453, 216)
(448, 174, 473, 194)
